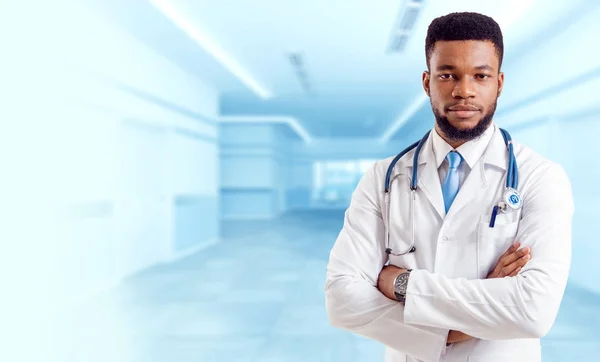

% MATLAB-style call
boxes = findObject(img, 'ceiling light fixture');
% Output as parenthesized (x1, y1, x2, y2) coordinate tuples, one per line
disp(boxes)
(149, 0, 272, 99)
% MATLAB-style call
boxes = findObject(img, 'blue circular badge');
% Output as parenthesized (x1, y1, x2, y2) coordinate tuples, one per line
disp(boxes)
(503, 188, 523, 210)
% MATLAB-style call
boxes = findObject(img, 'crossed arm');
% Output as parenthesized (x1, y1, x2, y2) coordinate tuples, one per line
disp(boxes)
(376, 241, 531, 344)
(324, 162, 573, 362)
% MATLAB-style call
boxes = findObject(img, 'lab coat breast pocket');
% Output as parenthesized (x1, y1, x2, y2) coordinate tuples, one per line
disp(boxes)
(477, 213, 520, 278)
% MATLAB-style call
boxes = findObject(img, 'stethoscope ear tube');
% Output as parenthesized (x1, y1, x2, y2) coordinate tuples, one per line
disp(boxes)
(384, 131, 430, 192)
(385, 139, 420, 192)
(411, 131, 431, 190)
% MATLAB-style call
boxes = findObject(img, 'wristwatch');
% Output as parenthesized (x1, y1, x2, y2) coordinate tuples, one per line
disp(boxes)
(393, 269, 412, 304)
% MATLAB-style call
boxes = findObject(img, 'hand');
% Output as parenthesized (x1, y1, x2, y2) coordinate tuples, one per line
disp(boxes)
(376, 265, 406, 300)
(487, 241, 531, 279)
(447, 330, 473, 344)
(447, 242, 532, 344)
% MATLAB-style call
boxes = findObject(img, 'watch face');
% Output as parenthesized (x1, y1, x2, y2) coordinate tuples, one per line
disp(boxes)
(394, 273, 410, 294)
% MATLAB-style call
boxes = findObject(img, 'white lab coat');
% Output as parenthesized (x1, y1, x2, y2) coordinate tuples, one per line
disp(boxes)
(324, 124, 574, 362)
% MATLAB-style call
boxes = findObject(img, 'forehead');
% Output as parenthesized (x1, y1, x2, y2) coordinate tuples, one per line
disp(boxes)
(430, 40, 499, 70)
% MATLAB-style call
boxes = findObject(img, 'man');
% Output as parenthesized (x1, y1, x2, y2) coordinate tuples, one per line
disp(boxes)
(324, 12, 573, 362)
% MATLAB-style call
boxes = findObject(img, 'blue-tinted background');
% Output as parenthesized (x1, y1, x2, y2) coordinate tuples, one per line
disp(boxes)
(2, 0, 599, 361)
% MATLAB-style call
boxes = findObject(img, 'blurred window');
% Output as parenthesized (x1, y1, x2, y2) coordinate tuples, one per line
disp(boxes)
(312, 159, 376, 207)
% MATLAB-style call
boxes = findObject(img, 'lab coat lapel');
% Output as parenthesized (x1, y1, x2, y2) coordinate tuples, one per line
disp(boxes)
(412, 136, 446, 219)
(447, 127, 508, 217)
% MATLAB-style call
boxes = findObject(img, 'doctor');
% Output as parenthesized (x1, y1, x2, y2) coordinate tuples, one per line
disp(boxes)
(324, 11, 574, 362)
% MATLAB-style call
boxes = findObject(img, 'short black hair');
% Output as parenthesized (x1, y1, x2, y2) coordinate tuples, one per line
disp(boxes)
(425, 12, 504, 71)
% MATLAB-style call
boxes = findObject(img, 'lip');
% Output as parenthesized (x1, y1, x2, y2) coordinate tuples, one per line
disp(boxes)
(448, 105, 479, 111)
(448, 110, 479, 118)
(447, 104, 480, 119)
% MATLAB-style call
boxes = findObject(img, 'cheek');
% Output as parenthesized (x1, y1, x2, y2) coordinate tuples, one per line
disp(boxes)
(481, 83, 500, 97)
(481, 89, 500, 107)
(429, 90, 447, 110)
(429, 83, 451, 100)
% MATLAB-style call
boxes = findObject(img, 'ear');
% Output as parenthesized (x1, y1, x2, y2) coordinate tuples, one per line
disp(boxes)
(497, 71, 504, 97)
(422, 71, 431, 97)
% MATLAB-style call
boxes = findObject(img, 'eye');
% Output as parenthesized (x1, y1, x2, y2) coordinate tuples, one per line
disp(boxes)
(476, 74, 491, 80)
(438, 74, 454, 80)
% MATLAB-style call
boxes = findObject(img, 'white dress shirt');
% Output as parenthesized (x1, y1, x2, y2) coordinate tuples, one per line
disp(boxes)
(431, 123, 496, 189)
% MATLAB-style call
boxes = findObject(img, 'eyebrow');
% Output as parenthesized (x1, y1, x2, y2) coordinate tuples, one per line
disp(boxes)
(474, 65, 495, 71)
(436, 64, 495, 71)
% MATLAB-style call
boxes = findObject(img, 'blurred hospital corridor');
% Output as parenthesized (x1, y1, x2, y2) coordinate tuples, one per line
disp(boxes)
(51, 211, 600, 361)
(3, 0, 600, 361)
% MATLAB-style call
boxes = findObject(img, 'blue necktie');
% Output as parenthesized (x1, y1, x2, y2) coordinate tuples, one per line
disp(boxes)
(442, 151, 463, 213)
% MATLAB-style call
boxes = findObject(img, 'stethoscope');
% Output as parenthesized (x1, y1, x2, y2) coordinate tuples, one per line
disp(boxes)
(383, 128, 523, 256)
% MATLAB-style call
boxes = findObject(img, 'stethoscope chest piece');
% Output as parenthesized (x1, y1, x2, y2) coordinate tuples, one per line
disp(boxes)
(502, 187, 523, 212)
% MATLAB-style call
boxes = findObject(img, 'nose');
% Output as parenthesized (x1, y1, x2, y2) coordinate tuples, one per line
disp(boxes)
(451, 78, 476, 99)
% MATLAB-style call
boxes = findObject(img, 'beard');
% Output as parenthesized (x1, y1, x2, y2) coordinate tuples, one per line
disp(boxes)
(432, 99, 497, 143)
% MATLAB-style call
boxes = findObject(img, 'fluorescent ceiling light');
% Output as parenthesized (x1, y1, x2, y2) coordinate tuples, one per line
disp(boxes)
(220, 116, 312, 143)
(380, 94, 428, 143)
(149, 0, 272, 99)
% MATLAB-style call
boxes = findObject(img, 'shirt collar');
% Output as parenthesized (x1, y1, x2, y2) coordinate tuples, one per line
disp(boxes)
(432, 122, 496, 169)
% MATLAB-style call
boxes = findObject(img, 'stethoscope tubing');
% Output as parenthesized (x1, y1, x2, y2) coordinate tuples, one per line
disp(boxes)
(383, 128, 519, 256)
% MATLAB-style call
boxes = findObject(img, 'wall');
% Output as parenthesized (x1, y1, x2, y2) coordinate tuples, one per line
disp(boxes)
(3, 2, 220, 310)
(287, 159, 313, 210)
(497, 3, 600, 123)
(554, 115, 600, 296)
(511, 115, 600, 295)
(220, 123, 294, 219)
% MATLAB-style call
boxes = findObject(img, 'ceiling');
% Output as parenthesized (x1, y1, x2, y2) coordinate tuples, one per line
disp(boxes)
(90, 0, 592, 140)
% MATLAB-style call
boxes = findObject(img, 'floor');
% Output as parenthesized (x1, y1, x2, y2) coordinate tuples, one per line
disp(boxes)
(50, 210, 600, 362)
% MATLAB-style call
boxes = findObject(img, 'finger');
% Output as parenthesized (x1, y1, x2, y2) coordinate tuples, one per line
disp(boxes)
(504, 253, 531, 274)
(498, 243, 519, 265)
(501, 242, 525, 260)
(490, 243, 520, 278)
(500, 246, 531, 267)
(517, 246, 531, 257)
(500, 248, 526, 267)
(501, 241, 521, 258)
(508, 266, 522, 277)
